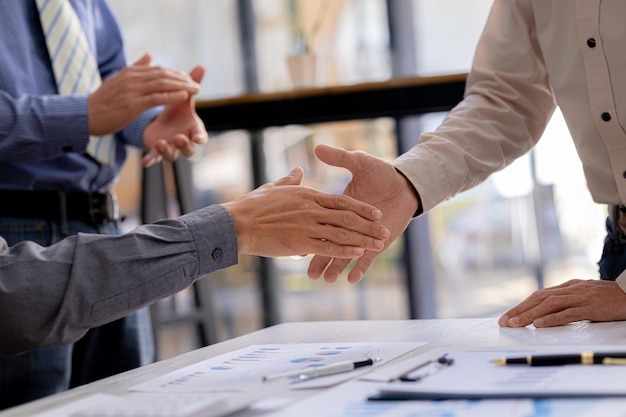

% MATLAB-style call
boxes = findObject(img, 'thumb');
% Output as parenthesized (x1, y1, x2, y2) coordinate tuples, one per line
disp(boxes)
(272, 167, 304, 187)
(133, 53, 152, 66)
(257, 167, 304, 190)
(189, 65, 206, 84)
(314, 144, 355, 172)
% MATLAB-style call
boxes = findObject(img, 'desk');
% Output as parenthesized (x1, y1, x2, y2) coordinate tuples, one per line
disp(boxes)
(195, 73, 467, 131)
(5, 318, 626, 416)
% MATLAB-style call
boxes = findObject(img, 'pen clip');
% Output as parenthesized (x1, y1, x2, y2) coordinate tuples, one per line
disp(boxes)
(602, 357, 626, 365)
(397, 354, 454, 382)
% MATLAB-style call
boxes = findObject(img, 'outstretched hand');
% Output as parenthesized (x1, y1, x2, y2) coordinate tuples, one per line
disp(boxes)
(307, 144, 419, 283)
(498, 279, 626, 328)
(220, 167, 390, 259)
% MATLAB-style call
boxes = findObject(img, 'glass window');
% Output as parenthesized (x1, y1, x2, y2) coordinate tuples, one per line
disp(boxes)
(254, 0, 391, 90)
(105, 0, 604, 361)
(107, 0, 244, 99)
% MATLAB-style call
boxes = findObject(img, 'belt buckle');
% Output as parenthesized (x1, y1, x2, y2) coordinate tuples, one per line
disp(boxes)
(89, 191, 120, 224)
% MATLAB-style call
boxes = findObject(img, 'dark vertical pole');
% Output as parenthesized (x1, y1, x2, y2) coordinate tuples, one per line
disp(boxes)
(237, 0, 259, 93)
(529, 151, 546, 289)
(141, 162, 172, 358)
(237, 0, 280, 327)
(386, 0, 436, 319)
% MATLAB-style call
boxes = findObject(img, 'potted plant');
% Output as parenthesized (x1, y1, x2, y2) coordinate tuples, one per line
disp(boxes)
(287, 0, 330, 88)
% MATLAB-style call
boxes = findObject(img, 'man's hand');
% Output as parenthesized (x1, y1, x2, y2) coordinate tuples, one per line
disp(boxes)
(88, 53, 200, 136)
(498, 279, 626, 328)
(141, 65, 208, 167)
(307, 144, 419, 283)
(221, 167, 390, 258)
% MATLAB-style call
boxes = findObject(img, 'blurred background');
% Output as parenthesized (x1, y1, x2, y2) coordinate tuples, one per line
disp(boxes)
(106, 0, 606, 360)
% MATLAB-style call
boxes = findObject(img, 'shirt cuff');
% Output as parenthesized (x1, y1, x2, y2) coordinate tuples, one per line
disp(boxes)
(616, 273, 626, 293)
(122, 106, 162, 149)
(179, 205, 239, 275)
(41, 94, 90, 157)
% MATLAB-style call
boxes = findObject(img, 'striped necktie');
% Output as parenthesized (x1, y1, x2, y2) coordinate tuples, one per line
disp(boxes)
(36, 0, 115, 166)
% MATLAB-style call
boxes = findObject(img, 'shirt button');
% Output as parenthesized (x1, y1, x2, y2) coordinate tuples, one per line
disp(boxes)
(586, 37, 596, 48)
(212, 248, 223, 260)
(623, 171, 626, 179)
(602, 112, 612, 122)
(62, 145, 73, 153)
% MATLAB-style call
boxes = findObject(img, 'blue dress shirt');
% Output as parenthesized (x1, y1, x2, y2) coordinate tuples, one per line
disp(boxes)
(0, 0, 157, 192)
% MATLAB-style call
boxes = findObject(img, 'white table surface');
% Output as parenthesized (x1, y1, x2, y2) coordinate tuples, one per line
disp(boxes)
(4, 318, 626, 416)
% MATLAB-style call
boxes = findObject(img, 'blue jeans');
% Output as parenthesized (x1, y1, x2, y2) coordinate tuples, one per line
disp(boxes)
(598, 215, 626, 282)
(0, 217, 154, 410)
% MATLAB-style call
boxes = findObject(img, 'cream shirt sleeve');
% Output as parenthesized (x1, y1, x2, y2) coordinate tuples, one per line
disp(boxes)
(616, 273, 626, 293)
(393, 0, 556, 212)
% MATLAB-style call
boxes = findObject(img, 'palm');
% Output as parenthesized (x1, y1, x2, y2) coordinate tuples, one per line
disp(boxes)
(308, 145, 417, 283)
(142, 66, 207, 164)
(147, 97, 198, 141)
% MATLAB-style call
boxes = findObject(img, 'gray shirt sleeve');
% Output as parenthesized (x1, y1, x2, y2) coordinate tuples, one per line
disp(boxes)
(0, 205, 238, 355)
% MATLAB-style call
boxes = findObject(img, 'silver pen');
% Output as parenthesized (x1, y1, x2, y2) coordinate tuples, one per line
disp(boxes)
(262, 358, 375, 383)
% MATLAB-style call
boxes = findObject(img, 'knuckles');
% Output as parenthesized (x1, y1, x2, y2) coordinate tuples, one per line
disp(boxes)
(334, 194, 350, 210)
(341, 210, 357, 227)
(335, 227, 349, 243)
(321, 238, 333, 255)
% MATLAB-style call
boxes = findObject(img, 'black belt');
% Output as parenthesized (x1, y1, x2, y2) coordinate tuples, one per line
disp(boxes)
(0, 189, 120, 225)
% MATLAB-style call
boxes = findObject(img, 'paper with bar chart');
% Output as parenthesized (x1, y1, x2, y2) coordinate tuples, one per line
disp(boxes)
(130, 342, 425, 393)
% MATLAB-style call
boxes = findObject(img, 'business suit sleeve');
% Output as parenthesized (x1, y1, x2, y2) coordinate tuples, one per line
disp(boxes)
(0, 205, 238, 355)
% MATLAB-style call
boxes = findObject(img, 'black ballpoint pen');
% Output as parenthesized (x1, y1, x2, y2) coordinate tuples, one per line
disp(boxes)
(491, 351, 626, 366)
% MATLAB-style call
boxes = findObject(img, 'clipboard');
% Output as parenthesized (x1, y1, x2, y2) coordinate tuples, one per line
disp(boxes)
(367, 346, 626, 401)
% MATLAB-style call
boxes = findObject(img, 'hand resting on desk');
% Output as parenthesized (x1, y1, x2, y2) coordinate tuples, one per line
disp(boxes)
(498, 279, 626, 328)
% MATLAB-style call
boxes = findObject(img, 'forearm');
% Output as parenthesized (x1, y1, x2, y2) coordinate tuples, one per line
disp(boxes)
(395, 0, 555, 212)
(0, 205, 238, 354)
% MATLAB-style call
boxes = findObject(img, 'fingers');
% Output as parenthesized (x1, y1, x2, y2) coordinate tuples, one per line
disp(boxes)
(129, 56, 202, 96)
(308, 255, 333, 280)
(142, 148, 162, 168)
(143, 138, 188, 167)
(498, 284, 574, 328)
(499, 293, 580, 328)
(271, 167, 304, 187)
(316, 193, 383, 222)
(307, 253, 376, 284)
(257, 167, 304, 190)
(307, 254, 366, 284)
(498, 279, 626, 328)
(132, 53, 152, 66)
(529, 306, 588, 328)
(308, 240, 365, 259)
(189, 65, 206, 84)
(347, 253, 377, 283)
(118, 65, 201, 98)
(190, 124, 209, 145)
(314, 144, 355, 171)
(90, 62, 202, 135)
(315, 213, 388, 252)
